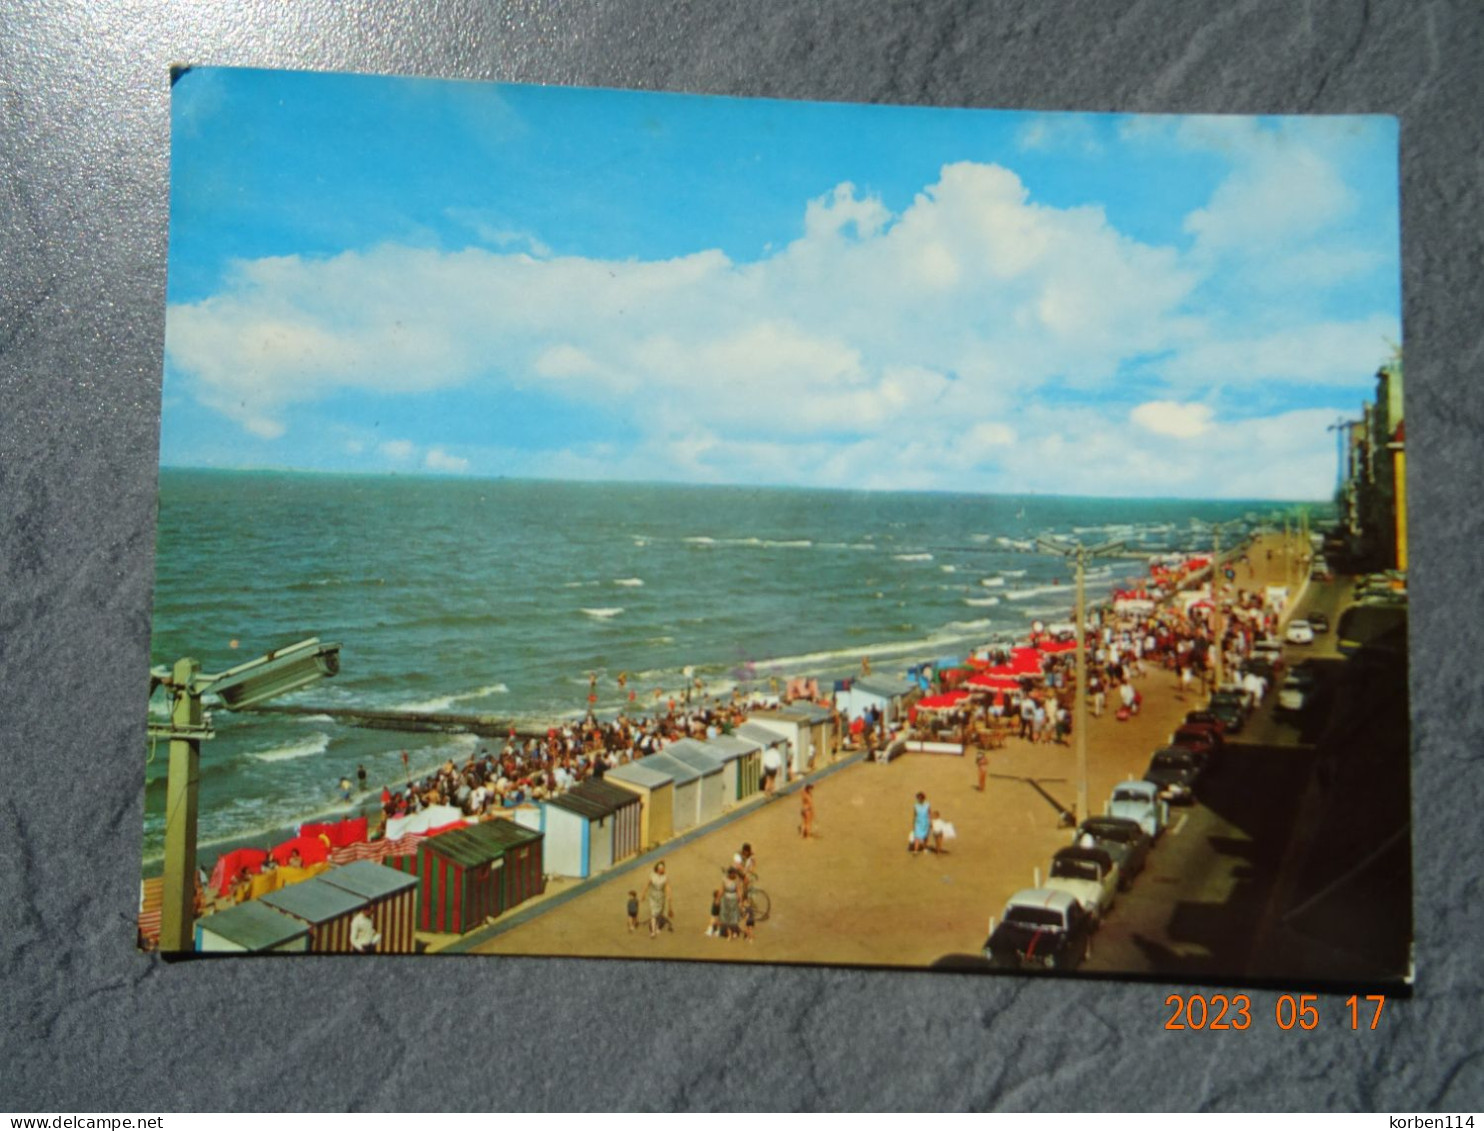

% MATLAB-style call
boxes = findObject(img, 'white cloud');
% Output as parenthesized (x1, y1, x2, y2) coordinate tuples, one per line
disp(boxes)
(1131, 401, 1214, 439)
(164, 154, 1392, 497)
(424, 446, 470, 473)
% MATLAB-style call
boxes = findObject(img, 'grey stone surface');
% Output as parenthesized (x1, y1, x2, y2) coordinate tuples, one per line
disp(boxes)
(2, 0, 1481, 1112)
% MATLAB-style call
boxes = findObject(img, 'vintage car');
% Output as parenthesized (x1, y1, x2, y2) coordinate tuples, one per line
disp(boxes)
(1171, 723, 1223, 759)
(1207, 690, 1250, 732)
(1144, 745, 1204, 804)
(983, 888, 1096, 972)
(1276, 663, 1320, 713)
(1075, 816, 1151, 887)
(1044, 845, 1119, 920)
(1184, 709, 1228, 736)
(1285, 618, 1316, 645)
(1306, 611, 1330, 633)
(1107, 778, 1169, 839)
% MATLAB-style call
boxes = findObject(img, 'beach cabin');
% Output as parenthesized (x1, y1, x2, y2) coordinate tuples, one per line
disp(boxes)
(540, 781, 641, 879)
(194, 900, 311, 954)
(391, 820, 546, 934)
(606, 759, 676, 850)
(834, 674, 915, 726)
(567, 779, 643, 863)
(734, 721, 792, 786)
(662, 739, 726, 825)
(699, 733, 763, 803)
(781, 701, 838, 763)
(258, 875, 368, 953)
(318, 860, 420, 955)
(745, 710, 814, 776)
(639, 751, 703, 834)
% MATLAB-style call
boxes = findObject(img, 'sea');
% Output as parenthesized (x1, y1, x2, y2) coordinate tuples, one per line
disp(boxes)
(144, 469, 1288, 869)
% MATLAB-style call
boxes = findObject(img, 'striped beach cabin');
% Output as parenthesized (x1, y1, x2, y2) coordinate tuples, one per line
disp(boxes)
(662, 739, 727, 825)
(539, 779, 642, 878)
(258, 875, 368, 953)
(391, 820, 546, 934)
(700, 733, 763, 803)
(605, 759, 675, 850)
(194, 900, 311, 954)
(319, 860, 419, 955)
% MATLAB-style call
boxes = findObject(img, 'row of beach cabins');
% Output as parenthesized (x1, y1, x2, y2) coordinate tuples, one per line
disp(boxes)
(184, 690, 922, 955)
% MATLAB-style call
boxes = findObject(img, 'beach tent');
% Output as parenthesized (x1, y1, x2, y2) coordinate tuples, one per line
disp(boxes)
(640, 751, 703, 833)
(318, 860, 419, 955)
(745, 710, 813, 776)
(663, 739, 726, 825)
(384, 804, 464, 841)
(195, 900, 311, 954)
(259, 875, 368, 953)
(965, 672, 1021, 691)
(567, 778, 643, 863)
(605, 759, 676, 849)
(390, 820, 545, 934)
(698, 733, 762, 803)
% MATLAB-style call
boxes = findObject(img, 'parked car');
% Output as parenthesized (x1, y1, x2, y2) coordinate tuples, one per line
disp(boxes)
(1307, 611, 1330, 633)
(1144, 746, 1204, 804)
(1208, 690, 1250, 731)
(1075, 817, 1152, 888)
(1107, 778, 1169, 838)
(1252, 638, 1285, 668)
(1286, 619, 1315, 645)
(983, 888, 1096, 971)
(1045, 845, 1119, 921)
(1171, 723, 1222, 759)
(1184, 709, 1228, 736)
(1276, 664, 1320, 713)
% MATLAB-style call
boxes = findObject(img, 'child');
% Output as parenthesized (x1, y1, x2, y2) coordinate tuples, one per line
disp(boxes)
(706, 888, 721, 938)
(741, 897, 755, 943)
(930, 810, 956, 856)
(626, 890, 639, 933)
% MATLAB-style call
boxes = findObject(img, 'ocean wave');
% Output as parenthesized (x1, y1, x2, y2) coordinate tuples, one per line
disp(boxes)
(249, 734, 330, 763)
(963, 596, 1001, 607)
(940, 565, 957, 573)
(394, 683, 510, 712)
(1001, 569, 1026, 578)
(683, 536, 715, 545)
(1004, 584, 1067, 601)
(613, 577, 645, 587)
(893, 552, 933, 562)
(581, 607, 625, 619)
(979, 577, 1005, 587)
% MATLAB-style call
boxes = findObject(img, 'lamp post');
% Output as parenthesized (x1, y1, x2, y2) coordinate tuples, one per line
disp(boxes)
(1035, 536, 1124, 826)
(148, 637, 341, 954)
(1206, 519, 1245, 691)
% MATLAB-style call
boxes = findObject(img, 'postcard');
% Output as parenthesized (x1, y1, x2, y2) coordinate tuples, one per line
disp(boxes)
(145, 67, 1408, 988)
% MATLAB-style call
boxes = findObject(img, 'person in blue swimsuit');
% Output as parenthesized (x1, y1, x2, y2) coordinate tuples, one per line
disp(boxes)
(911, 792, 931, 855)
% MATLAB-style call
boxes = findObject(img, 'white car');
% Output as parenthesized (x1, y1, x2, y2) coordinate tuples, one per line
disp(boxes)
(1286, 619, 1315, 645)
(1107, 779, 1169, 839)
(1044, 846, 1119, 921)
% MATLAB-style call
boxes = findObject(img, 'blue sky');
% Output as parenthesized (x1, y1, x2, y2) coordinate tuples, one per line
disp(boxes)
(162, 67, 1401, 498)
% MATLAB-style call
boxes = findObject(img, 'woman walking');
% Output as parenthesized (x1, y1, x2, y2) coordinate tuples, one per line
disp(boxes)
(911, 792, 931, 855)
(640, 860, 673, 938)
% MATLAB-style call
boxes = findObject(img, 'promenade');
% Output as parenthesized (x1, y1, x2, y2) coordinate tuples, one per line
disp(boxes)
(468, 534, 1304, 968)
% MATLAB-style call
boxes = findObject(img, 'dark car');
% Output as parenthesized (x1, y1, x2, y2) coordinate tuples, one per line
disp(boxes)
(1307, 611, 1330, 633)
(1171, 723, 1223, 759)
(1206, 692, 1247, 734)
(1144, 745, 1204, 804)
(1075, 817, 1152, 888)
(1243, 656, 1277, 685)
(1184, 709, 1228, 736)
(983, 888, 1096, 972)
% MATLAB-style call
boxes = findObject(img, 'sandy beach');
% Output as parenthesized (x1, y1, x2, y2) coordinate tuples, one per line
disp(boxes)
(465, 533, 1303, 967)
